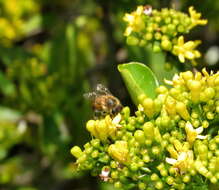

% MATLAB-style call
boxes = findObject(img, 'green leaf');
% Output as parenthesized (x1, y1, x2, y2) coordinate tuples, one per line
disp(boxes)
(65, 23, 77, 83)
(0, 46, 34, 65)
(22, 14, 42, 35)
(0, 106, 21, 122)
(118, 62, 159, 106)
(0, 71, 15, 96)
(46, 23, 78, 84)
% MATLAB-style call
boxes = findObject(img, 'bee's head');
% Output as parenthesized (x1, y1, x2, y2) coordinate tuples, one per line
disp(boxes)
(112, 104, 123, 115)
(106, 97, 117, 107)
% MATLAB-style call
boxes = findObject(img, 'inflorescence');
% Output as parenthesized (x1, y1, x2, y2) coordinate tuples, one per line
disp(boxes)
(0, 0, 40, 46)
(123, 6, 207, 65)
(71, 69, 219, 190)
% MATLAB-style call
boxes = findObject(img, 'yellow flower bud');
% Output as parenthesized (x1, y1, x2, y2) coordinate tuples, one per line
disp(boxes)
(143, 122, 154, 139)
(173, 139, 182, 151)
(195, 160, 208, 177)
(144, 32, 153, 41)
(167, 145, 178, 159)
(183, 175, 191, 183)
(138, 94, 147, 104)
(166, 176, 174, 185)
(154, 127, 162, 143)
(155, 181, 163, 189)
(151, 173, 159, 181)
(105, 115, 117, 138)
(188, 6, 208, 28)
(108, 141, 129, 163)
(156, 86, 168, 94)
(214, 76, 219, 86)
(124, 26, 133, 36)
(126, 36, 139, 46)
(161, 39, 172, 51)
(181, 71, 194, 81)
(134, 130, 145, 144)
(176, 102, 190, 120)
(86, 120, 98, 137)
(204, 87, 215, 100)
(185, 51, 195, 59)
(142, 98, 155, 118)
(188, 80, 202, 103)
(155, 32, 162, 40)
(95, 120, 108, 141)
(71, 146, 83, 159)
(187, 80, 201, 91)
(178, 53, 185, 63)
(165, 96, 176, 116)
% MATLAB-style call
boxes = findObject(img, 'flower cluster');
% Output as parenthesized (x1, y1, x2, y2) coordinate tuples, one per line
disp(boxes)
(0, 0, 40, 46)
(0, 115, 27, 184)
(71, 69, 219, 190)
(123, 6, 207, 64)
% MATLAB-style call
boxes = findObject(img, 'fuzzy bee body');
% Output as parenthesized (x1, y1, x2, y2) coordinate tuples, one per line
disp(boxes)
(84, 84, 123, 118)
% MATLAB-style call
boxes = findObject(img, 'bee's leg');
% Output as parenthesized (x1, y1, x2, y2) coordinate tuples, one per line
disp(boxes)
(94, 110, 102, 119)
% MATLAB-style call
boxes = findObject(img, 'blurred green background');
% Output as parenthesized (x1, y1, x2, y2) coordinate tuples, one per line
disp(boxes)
(0, 0, 218, 189)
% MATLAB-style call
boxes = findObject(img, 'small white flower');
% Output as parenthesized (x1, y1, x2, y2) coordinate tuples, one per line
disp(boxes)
(166, 150, 194, 174)
(185, 122, 207, 144)
(112, 113, 122, 128)
(99, 168, 110, 182)
(166, 157, 177, 165)
(172, 74, 180, 82)
(138, 104, 144, 112)
(112, 113, 121, 124)
(143, 5, 152, 16)
(164, 78, 173, 85)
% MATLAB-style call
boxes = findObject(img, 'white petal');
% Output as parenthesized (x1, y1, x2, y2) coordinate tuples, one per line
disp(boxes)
(197, 135, 207, 139)
(136, 6, 143, 15)
(101, 170, 110, 177)
(124, 27, 133, 36)
(164, 78, 173, 85)
(185, 121, 193, 131)
(112, 113, 121, 124)
(124, 14, 134, 22)
(179, 54, 185, 63)
(187, 150, 194, 159)
(138, 174, 146, 178)
(173, 74, 179, 81)
(178, 152, 187, 161)
(166, 158, 177, 165)
(138, 104, 144, 111)
(195, 127, 203, 134)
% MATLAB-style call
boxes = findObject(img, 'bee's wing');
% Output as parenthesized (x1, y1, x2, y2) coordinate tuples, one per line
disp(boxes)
(96, 84, 111, 95)
(83, 92, 97, 100)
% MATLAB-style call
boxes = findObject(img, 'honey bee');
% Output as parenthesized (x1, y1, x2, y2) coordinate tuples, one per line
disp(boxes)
(84, 84, 123, 118)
